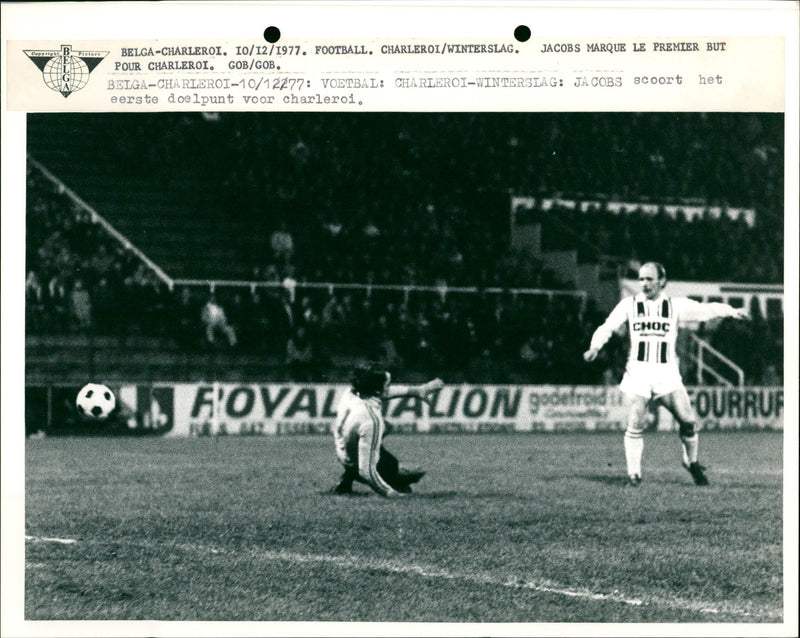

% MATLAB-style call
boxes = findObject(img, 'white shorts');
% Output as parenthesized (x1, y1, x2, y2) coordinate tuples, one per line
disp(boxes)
(619, 362, 684, 399)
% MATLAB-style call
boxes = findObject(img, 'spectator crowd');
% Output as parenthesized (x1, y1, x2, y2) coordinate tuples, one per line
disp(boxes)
(25, 166, 171, 339)
(24, 112, 784, 384)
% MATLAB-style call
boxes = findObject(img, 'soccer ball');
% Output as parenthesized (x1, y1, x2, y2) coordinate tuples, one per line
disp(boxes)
(76, 383, 116, 420)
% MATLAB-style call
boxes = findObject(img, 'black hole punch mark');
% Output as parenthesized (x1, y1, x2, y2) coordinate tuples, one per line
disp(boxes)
(264, 26, 281, 43)
(514, 25, 531, 43)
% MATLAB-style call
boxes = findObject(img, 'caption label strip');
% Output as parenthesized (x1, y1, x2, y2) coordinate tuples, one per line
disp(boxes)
(9, 36, 784, 111)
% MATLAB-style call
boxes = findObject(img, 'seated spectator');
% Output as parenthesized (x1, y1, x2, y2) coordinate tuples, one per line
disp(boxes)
(171, 286, 202, 350)
(376, 316, 402, 369)
(25, 270, 46, 333)
(201, 293, 237, 349)
(69, 278, 92, 332)
(286, 325, 314, 381)
(46, 274, 70, 333)
(92, 276, 116, 335)
(270, 221, 294, 265)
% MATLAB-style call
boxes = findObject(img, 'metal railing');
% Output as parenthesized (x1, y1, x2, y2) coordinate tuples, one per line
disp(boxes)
(28, 155, 175, 288)
(683, 332, 745, 387)
(172, 277, 588, 304)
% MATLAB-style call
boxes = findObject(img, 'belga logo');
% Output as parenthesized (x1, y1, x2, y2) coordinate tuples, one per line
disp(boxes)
(24, 44, 108, 97)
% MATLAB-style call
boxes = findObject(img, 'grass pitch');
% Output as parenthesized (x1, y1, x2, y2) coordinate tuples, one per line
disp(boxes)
(23, 432, 783, 624)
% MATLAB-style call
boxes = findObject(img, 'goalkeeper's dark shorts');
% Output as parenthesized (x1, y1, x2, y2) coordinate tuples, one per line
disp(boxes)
(338, 446, 423, 493)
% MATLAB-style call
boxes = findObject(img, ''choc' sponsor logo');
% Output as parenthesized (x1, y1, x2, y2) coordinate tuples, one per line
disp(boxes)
(632, 321, 670, 331)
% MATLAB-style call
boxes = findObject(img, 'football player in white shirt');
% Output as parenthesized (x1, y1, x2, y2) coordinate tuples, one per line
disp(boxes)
(583, 262, 749, 486)
(331, 363, 444, 497)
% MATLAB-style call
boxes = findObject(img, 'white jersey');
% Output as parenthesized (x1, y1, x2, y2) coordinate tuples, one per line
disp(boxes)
(590, 293, 741, 397)
(333, 389, 399, 497)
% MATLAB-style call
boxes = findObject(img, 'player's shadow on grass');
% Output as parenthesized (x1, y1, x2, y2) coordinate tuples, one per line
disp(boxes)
(575, 472, 634, 486)
(418, 490, 542, 502)
(576, 472, 716, 487)
(320, 490, 372, 497)
(322, 489, 461, 499)
(411, 491, 461, 500)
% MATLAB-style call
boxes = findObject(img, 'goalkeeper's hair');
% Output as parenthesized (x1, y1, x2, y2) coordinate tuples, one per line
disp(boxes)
(351, 362, 389, 398)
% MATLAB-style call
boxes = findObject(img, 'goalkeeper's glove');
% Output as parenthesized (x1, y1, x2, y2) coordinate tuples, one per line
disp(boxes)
(420, 378, 444, 396)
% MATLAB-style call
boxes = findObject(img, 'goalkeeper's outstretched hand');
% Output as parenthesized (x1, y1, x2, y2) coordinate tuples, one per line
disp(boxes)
(385, 378, 445, 404)
(421, 378, 445, 396)
(415, 378, 445, 403)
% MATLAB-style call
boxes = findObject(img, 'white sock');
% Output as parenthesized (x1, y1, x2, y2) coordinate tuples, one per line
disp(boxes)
(624, 432, 644, 477)
(681, 433, 699, 465)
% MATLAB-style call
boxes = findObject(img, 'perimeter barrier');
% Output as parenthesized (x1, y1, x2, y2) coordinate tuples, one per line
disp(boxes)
(25, 383, 784, 436)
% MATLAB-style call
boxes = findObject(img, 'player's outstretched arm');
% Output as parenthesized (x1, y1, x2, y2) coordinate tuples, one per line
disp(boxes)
(583, 348, 600, 363)
(418, 378, 444, 396)
(677, 298, 751, 323)
(386, 378, 444, 401)
(583, 299, 628, 364)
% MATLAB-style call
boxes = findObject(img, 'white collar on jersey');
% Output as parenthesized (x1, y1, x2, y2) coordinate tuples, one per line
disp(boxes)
(351, 389, 383, 407)
(635, 291, 668, 303)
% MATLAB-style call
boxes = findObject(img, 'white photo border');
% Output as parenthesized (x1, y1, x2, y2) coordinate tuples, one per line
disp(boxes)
(2, 2, 797, 637)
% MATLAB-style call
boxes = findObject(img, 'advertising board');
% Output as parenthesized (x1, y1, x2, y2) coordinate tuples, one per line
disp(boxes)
(130, 383, 784, 436)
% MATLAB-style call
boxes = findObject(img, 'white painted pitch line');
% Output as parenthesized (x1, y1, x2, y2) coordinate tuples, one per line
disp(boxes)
(269, 549, 650, 606)
(25, 535, 77, 544)
(22, 535, 767, 620)
(208, 545, 762, 619)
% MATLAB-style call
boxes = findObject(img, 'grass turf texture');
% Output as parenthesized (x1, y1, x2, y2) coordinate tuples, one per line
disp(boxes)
(24, 432, 783, 622)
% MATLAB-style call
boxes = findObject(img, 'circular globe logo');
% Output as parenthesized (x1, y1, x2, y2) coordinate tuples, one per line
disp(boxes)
(24, 45, 107, 98)
(43, 55, 90, 97)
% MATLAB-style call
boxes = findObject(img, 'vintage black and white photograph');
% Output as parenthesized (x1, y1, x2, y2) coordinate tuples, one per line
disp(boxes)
(3, 2, 798, 637)
(21, 109, 786, 624)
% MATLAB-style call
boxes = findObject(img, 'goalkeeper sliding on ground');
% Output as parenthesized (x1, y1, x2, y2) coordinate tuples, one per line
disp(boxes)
(330, 363, 443, 497)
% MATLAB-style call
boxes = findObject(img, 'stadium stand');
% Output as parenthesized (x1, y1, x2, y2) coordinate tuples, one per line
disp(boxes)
(25, 113, 783, 385)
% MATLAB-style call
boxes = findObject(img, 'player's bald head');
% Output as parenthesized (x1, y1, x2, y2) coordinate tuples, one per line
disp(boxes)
(638, 262, 667, 299)
(639, 262, 666, 282)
